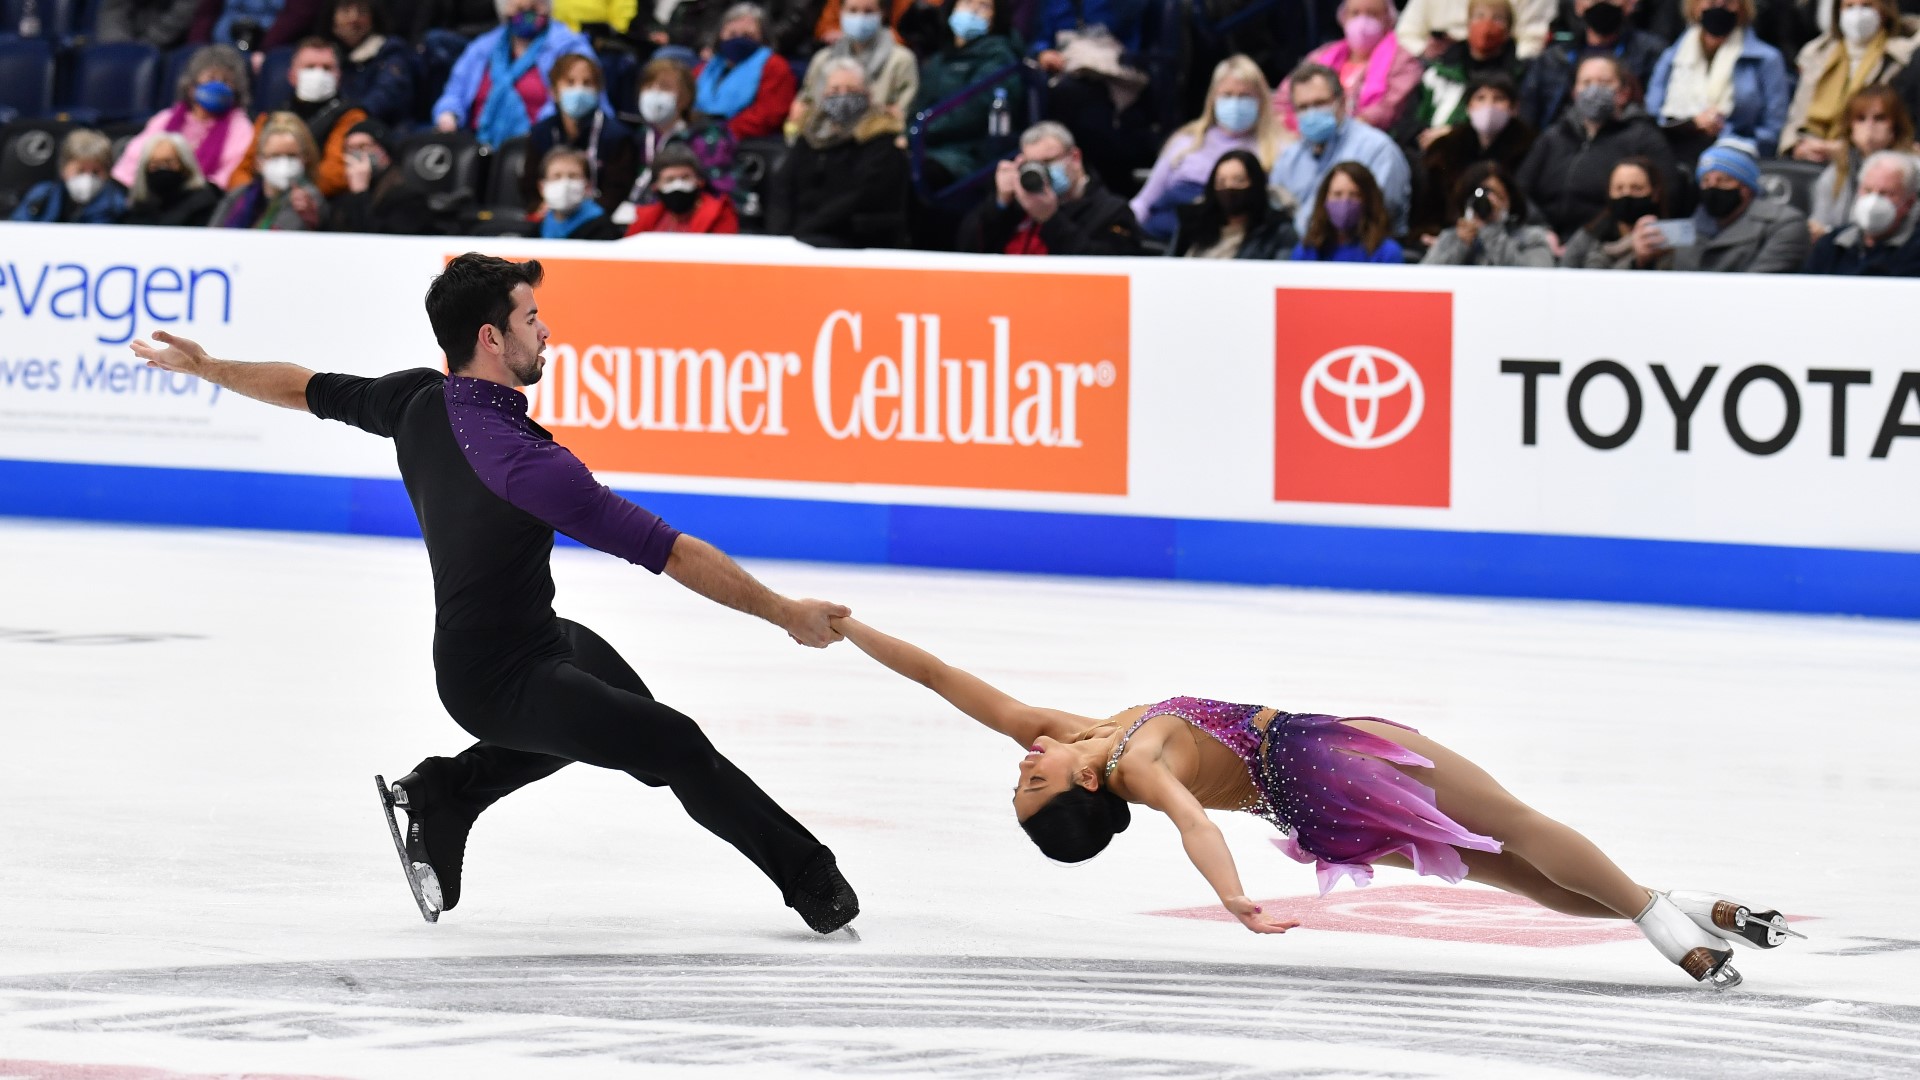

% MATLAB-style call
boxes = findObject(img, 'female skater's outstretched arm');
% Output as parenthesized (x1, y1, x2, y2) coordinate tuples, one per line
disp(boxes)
(832, 617, 1090, 747)
(1121, 759, 1301, 934)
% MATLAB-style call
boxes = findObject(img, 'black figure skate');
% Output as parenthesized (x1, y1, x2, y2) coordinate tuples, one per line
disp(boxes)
(1665, 890, 1805, 950)
(374, 773, 444, 923)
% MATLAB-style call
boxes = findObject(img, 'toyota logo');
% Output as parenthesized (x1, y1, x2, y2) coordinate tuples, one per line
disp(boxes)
(15, 131, 55, 169)
(1300, 345, 1425, 450)
(413, 144, 453, 182)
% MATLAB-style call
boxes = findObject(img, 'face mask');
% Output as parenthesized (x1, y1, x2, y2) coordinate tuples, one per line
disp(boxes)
(542, 177, 586, 212)
(640, 88, 680, 125)
(1468, 102, 1511, 139)
(819, 90, 870, 127)
(65, 172, 103, 205)
(261, 155, 304, 191)
(1213, 94, 1258, 134)
(1840, 5, 1882, 47)
(294, 66, 338, 103)
(1297, 105, 1339, 144)
(1324, 194, 1363, 232)
(193, 80, 236, 114)
(1699, 184, 1745, 219)
(840, 11, 881, 42)
(1574, 83, 1618, 124)
(1610, 193, 1656, 222)
(657, 180, 699, 215)
(1467, 20, 1509, 55)
(716, 36, 759, 64)
(1214, 186, 1259, 216)
(1047, 161, 1072, 195)
(1852, 190, 1899, 235)
(1698, 6, 1738, 37)
(1342, 13, 1388, 54)
(949, 9, 989, 41)
(508, 10, 547, 38)
(1582, 0, 1625, 36)
(559, 86, 599, 119)
(145, 167, 186, 199)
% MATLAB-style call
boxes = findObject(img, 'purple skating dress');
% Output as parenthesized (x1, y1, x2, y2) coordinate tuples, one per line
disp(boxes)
(1112, 697, 1501, 895)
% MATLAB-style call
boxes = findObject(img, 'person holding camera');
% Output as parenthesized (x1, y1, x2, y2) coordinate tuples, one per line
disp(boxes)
(957, 121, 1144, 256)
(1420, 159, 1555, 264)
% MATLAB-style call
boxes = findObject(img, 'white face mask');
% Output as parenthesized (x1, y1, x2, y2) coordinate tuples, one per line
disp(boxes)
(261, 155, 305, 191)
(542, 177, 587, 212)
(294, 66, 339, 103)
(639, 89, 679, 126)
(1852, 190, 1900, 235)
(65, 172, 104, 205)
(1839, 5, 1882, 47)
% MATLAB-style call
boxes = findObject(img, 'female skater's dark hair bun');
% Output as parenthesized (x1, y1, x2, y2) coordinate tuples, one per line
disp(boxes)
(1019, 786, 1131, 863)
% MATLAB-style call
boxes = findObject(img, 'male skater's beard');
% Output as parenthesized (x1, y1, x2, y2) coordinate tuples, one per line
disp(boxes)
(505, 340, 545, 387)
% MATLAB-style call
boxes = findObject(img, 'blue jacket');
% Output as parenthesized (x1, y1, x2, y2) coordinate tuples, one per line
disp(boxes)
(1646, 33, 1791, 158)
(10, 179, 128, 224)
(1028, 0, 1145, 56)
(343, 35, 419, 126)
(431, 25, 603, 130)
(1274, 118, 1411, 236)
(213, 0, 282, 44)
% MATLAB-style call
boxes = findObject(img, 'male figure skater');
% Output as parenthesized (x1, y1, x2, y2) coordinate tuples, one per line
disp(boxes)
(129, 254, 859, 934)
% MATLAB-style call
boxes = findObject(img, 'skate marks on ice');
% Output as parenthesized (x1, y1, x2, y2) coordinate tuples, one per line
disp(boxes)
(2, 954, 1916, 1080)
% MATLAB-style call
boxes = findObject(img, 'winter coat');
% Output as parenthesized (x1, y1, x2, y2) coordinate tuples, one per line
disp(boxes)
(692, 54, 798, 140)
(913, 33, 1024, 181)
(1672, 197, 1812, 272)
(958, 172, 1143, 256)
(794, 35, 921, 120)
(1407, 39, 1530, 134)
(326, 172, 438, 234)
(625, 191, 741, 234)
(1167, 202, 1298, 259)
(226, 99, 369, 198)
(1517, 29, 1668, 129)
(1411, 115, 1536, 238)
(10, 180, 129, 224)
(1783, 17, 1920, 154)
(1421, 218, 1556, 266)
(1516, 105, 1676, 239)
(1559, 224, 1676, 270)
(124, 184, 221, 227)
(1646, 30, 1792, 158)
(208, 179, 326, 230)
(1805, 209, 1920, 274)
(340, 34, 418, 127)
(766, 112, 910, 248)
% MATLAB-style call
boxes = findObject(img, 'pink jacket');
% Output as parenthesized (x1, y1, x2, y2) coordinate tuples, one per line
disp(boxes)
(112, 108, 256, 191)
(1276, 39, 1424, 135)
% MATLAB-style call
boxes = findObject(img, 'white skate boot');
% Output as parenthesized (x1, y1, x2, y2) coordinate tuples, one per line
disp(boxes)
(1665, 890, 1803, 950)
(1636, 892, 1741, 989)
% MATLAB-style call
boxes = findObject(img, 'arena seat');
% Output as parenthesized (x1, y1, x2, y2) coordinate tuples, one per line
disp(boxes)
(252, 45, 293, 113)
(3, 0, 89, 41)
(732, 135, 789, 229)
(63, 41, 162, 124)
(599, 48, 639, 121)
(483, 133, 528, 206)
(1758, 158, 1823, 216)
(0, 117, 72, 214)
(0, 35, 57, 119)
(396, 129, 482, 198)
(160, 42, 195, 98)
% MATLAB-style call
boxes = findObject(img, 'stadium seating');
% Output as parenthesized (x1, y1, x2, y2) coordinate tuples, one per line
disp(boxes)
(62, 41, 162, 124)
(253, 46, 294, 113)
(1758, 158, 1824, 216)
(0, 117, 72, 214)
(0, 35, 58, 120)
(483, 133, 528, 207)
(3, 0, 91, 41)
(160, 42, 194, 101)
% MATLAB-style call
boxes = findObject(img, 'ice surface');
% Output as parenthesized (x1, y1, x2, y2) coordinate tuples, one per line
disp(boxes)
(2, 518, 1917, 1080)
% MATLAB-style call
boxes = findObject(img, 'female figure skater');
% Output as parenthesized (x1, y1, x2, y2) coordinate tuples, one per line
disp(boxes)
(830, 616, 1800, 989)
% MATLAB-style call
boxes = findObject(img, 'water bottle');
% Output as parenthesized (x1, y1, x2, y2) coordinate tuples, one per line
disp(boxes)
(19, 0, 42, 37)
(988, 88, 1011, 139)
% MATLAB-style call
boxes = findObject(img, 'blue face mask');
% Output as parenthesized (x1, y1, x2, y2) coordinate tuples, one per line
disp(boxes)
(716, 36, 759, 64)
(1214, 94, 1259, 134)
(508, 10, 547, 38)
(1047, 161, 1071, 195)
(1296, 105, 1339, 145)
(840, 11, 882, 41)
(949, 9, 990, 42)
(193, 80, 236, 115)
(558, 86, 599, 119)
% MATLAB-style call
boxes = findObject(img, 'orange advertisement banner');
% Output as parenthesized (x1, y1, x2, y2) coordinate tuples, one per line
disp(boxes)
(523, 259, 1130, 495)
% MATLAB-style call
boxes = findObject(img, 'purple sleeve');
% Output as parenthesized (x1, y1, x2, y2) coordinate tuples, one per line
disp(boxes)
(500, 440, 681, 572)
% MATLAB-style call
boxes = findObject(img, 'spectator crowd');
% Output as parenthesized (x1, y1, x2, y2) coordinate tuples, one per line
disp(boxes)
(7, 0, 1920, 274)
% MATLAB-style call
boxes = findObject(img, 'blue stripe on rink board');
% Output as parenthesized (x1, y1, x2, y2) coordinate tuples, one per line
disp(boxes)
(2, 457, 1917, 619)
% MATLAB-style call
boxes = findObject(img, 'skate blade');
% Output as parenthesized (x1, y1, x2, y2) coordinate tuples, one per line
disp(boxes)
(374, 774, 439, 924)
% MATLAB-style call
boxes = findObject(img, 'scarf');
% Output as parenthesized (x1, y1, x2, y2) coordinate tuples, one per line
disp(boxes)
(695, 46, 772, 118)
(1313, 38, 1397, 115)
(1660, 26, 1744, 121)
(478, 28, 548, 148)
(1808, 31, 1890, 138)
(827, 30, 897, 89)
(163, 103, 235, 180)
(217, 181, 265, 228)
(541, 197, 606, 239)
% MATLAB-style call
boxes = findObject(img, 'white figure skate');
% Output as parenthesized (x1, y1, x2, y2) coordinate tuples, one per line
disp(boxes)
(1636, 892, 1741, 989)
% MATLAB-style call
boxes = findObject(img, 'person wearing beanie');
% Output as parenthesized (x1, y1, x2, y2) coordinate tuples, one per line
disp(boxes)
(624, 144, 741, 235)
(327, 116, 436, 234)
(1665, 137, 1812, 271)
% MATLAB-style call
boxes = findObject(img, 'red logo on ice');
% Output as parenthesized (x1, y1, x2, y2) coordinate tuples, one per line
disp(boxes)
(1274, 289, 1451, 507)
(1151, 885, 1640, 948)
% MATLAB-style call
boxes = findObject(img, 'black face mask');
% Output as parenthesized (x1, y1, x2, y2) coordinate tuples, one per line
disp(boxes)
(1583, 1, 1625, 35)
(1214, 186, 1260, 217)
(1610, 194, 1656, 223)
(145, 168, 186, 200)
(1698, 6, 1738, 36)
(1699, 185, 1745, 219)
(657, 186, 700, 215)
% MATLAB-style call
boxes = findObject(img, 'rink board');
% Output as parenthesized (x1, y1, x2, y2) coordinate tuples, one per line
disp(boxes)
(0, 223, 1916, 617)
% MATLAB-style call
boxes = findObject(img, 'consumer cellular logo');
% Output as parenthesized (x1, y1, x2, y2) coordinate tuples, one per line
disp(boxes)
(1301, 345, 1425, 450)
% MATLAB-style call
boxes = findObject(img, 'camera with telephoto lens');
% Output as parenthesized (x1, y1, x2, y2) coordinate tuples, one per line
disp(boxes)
(1018, 161, 1051, 194)
(1469, 185, 1495, 221)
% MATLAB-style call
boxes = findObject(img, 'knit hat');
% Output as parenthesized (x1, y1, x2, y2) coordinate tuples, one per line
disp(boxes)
(1696, 137, 1761, 192)
(347, 117, 394, 158)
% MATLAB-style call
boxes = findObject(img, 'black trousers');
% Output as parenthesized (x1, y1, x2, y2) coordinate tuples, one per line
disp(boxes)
(423, 618, 827, 902)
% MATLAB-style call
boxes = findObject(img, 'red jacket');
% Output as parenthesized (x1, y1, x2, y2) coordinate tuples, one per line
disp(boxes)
(625, 192, 741, 236)
(692, 54, 796, 140)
